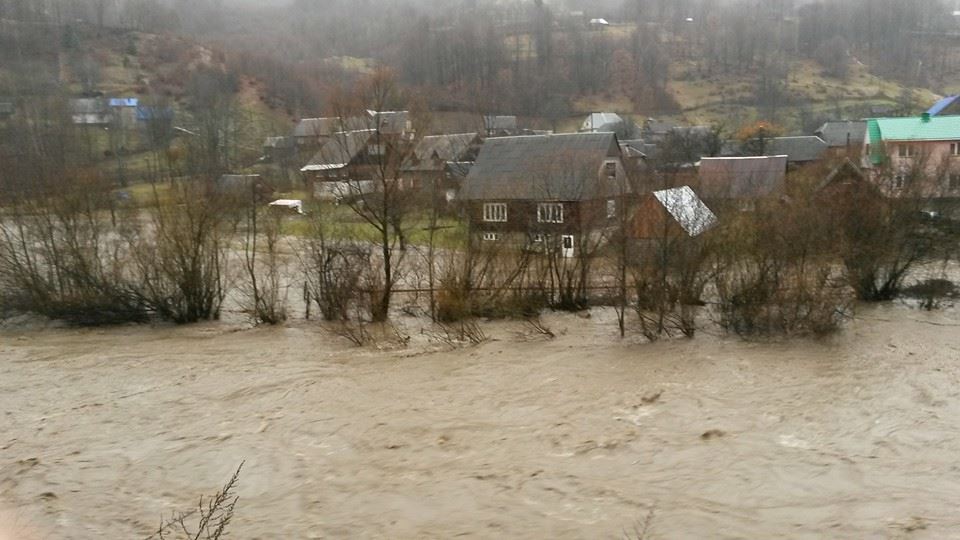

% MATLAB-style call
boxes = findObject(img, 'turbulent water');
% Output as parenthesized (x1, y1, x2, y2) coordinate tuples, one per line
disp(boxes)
(1, 305, 959, 539)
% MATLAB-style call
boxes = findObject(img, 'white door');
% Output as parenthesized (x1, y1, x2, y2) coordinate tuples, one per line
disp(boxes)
(561, 235, 575, 258)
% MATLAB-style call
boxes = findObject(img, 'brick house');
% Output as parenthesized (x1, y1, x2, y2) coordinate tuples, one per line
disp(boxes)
(864, 114, 960, 198)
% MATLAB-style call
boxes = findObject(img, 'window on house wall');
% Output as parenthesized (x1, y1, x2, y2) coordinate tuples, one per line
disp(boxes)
(483, 203, 507, 222)
(606, 199, 616, 219)
(604, 161, 617, 178)
(951, 143, 960, 157)
(894, 174, 906, 189)
(482, 232, 499, 241)
(950, 173, 960, 190)
(898, 144, 917, 158)
(537, 203, 564, 223)
(531, 233, 545, 243)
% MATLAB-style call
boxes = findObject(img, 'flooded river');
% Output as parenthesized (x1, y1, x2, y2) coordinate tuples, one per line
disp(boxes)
(1, 305, 959, 538)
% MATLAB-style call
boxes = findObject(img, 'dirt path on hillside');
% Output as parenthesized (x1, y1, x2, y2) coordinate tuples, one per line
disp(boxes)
(1, 306, 960, 539)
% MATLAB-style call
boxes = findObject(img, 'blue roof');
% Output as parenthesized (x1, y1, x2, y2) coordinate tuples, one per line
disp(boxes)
(927, 95, 960, 116)
(109, 98, 139, 108)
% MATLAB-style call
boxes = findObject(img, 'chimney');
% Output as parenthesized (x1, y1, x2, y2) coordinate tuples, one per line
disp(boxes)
(922, 112, 931, 123)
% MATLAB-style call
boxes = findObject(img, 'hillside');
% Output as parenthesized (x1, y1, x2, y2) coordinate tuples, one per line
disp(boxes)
(0, 22, 293, 181)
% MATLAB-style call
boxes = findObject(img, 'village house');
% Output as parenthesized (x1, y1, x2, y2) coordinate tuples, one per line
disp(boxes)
(459, 132, 628, 257)
(815, 159, 882, 203)
(369, 110, 412, 137)
(864, 113, 960, 198)
(70, 98, 111, 126)
(292, 116, 369, 147)
(108, 98, 139, 129)
(629, 186, 718, 241)
(696, 155, 788, 211)
(763, 136, 828, 167)
(400, 132, 481, 202)
(483, 115, 519, 137)
(300, 130, 378, 201)
(641, 118, 680, 143)
(927, 95, 960, 117)
(815, 120, 867, 157)
(580, 112, 627, 134)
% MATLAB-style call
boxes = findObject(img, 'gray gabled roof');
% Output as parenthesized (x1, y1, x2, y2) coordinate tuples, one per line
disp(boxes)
(581, 112, 624, 133)
(369, 110, 409, 134)
(460, 132, 622, 201)
(402, 133, 479, 172)
(814, 121, 867, 148)
(301, 130, 374, 172)
(698, 155, 788, 199)
(764, 136, 828, 163)
(293, 117, 369, 138)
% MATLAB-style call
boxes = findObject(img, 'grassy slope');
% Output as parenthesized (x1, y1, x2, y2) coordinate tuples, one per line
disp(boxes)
(504, 23, 943, 134)
(48, 29, 295, 180)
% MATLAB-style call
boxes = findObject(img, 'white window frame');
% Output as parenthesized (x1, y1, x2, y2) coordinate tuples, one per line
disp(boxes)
(951, 142, 960, 157)
(537, 202, 564, 224)
(606, 199, 616, 219)
(483, 202, 507, 222)
(898, 144, 917, 158)
(482, 232, 499, 241)
(894, 174, 906, 189)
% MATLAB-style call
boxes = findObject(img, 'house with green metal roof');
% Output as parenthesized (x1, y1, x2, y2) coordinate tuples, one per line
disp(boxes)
(864, 113, 960, 197)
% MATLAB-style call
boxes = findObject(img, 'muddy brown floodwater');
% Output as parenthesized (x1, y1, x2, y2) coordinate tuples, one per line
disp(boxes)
(1, 305, 959, 539)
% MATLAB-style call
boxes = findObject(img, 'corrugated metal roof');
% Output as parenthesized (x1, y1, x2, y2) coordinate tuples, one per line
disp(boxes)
(927, 95, 960, 116)
(869, 115, 960, 142)
(764, 136, 828, 163)
(461, 132, 622, 201)
(867, 119, 884, 165)
(300, 130, 374, 172)
(402, 133, 478, 172)
(109, 98, 139, 107)
(581, 112, 624, 133)
(698, 155, 787, 199)
(294, 117, 369, 138)
(652, 186, 718, 236)
(815, 121, 867, 148)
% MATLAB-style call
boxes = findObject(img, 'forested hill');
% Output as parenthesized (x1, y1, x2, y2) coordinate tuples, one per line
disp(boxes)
(1, 0, 957, 134)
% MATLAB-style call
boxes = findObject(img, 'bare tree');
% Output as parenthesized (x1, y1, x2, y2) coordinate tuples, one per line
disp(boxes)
(329, 68, 419, 322)
(147, 463, 242, 540)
